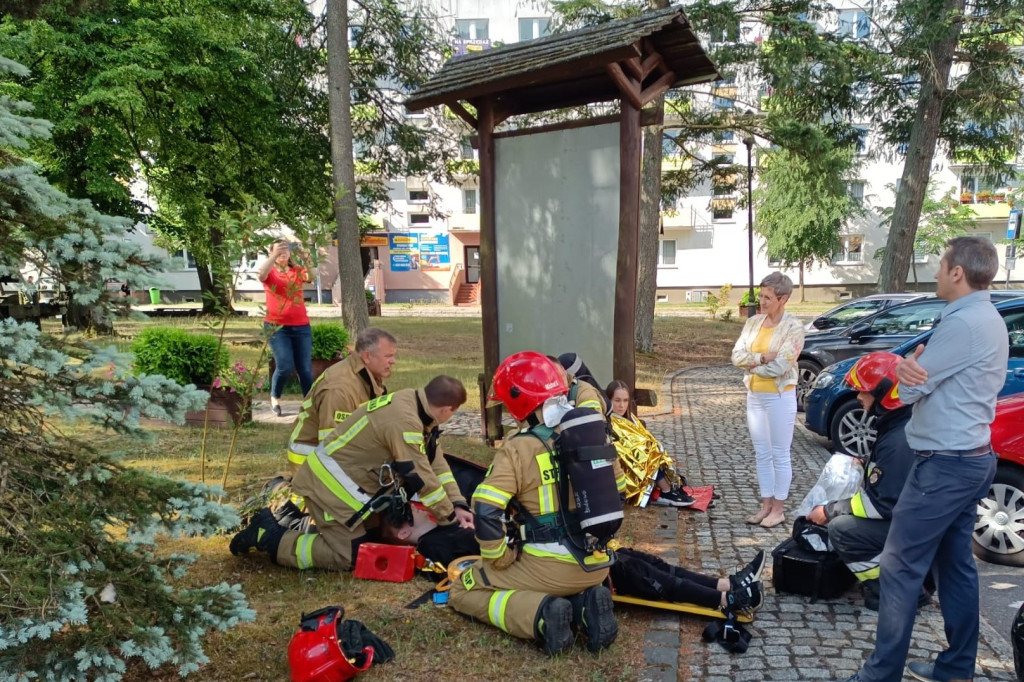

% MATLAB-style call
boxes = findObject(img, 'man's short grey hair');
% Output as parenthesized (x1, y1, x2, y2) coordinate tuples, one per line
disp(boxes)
(355, 327, 397, 354)
(945, 236, 999, 290)
(760, 272, 794, 298)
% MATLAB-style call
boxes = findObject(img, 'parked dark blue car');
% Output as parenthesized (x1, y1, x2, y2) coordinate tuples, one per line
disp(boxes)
(804, 296, 1024, 460)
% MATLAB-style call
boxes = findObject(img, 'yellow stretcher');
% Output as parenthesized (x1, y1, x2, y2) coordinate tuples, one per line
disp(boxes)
(610, 592, 754, 623)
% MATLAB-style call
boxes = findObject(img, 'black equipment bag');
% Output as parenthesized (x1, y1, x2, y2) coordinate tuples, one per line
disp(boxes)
(771, 537, 855, 600)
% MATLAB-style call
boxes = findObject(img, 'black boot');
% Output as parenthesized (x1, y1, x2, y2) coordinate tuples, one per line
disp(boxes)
(230, 508, 286, 558)
(860, 579, 880, 611)
(729, 550, 766, 591)
(724, 580, 764, 616)
(535, 597, 574, 656)
(568, 585, 618, 653)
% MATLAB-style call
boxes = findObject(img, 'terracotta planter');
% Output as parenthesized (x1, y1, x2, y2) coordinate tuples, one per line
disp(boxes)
(738, 304, 762, 319)
(185, 386, 252, 428)
(268, 357, 344, 392)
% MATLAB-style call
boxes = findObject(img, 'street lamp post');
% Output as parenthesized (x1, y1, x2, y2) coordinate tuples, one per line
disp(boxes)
(743, 135, 757, 317)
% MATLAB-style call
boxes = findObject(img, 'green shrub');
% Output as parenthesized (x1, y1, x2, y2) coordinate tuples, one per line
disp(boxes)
(131, 327, 229, 386)
(740, 287, 761, 307)
(365, 290, 376, 303)
(311, 323, 350, 361)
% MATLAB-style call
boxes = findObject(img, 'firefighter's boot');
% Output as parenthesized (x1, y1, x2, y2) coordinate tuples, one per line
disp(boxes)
(569, 585, 618, 653)
(535, 597, 574, 656)
(230, 508, 286, 558)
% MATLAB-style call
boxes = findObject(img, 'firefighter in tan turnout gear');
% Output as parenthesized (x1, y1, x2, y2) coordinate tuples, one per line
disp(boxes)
(230, 376, 473, 570)
(285, 327, 397, 472)
(447, 352, 619, 656)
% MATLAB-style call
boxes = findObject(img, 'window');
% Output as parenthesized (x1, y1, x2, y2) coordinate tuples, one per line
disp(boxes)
(913, 241, 928, 263)
(848, 181, 865, 206)
(463, 188, 477, 214)
(834, 235, 864, 263)
(838, 9, 870, 39)
(712, 201, 735, 220)
(658, 240, 677, 266)
(870, 301, 946, 335)
(708, 16, 739, 43)
(348, 25, 363, 48)
(853, 126, 869, 155)
(1004, 310, 1024, 358)
(713, 153, 735, 165)
(408, 190, 428, 203)
(662, 129, 680, 157)
(456, 19, 488, 40)
(408, 213, 430, 227)
(713, 96, 734, 110)
(713, 129, 735, 142)
(767, 252, 784, 267)
(460, 137, 474, 160)
(171, 249, 196, 270)
(518, 17, 550, 41)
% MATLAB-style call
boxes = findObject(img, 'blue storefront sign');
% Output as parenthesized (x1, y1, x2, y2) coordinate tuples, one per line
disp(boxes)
(389, 234, 419, 271)
(417, 233, 451, 271)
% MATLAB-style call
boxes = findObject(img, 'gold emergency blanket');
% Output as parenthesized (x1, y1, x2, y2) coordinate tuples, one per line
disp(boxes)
(609, 413, 678, 506)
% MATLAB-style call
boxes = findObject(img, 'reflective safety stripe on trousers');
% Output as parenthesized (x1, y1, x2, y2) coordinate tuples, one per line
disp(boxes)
(308, 448, 373, 514)
(295, 534, 316, 570)
(488, 590, 516, 633)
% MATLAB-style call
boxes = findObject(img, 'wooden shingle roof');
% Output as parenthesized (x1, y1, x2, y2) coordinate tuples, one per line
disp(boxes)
(405, 5, 718, 117)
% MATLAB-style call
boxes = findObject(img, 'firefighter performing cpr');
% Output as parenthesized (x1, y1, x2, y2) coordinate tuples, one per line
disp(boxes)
(447, 352, 622, 655)
(230, 376, 472, 571)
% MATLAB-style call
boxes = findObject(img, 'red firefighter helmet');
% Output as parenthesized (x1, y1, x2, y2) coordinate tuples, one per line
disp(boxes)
(845, 351, 904, 410)
(288, 607, 373, 682)
(489, 351, 568, 421)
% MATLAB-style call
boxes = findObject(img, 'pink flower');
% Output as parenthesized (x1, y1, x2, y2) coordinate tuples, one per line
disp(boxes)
(212, 377, 222, 389)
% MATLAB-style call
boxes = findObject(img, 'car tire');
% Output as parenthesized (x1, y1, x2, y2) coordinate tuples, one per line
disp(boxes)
(796, 359, 821, 413)
(973, 462, 1024, 567)
(829, 398, 876, 460)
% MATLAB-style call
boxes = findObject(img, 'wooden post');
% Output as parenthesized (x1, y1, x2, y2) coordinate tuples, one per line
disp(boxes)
(613, 97, 642, 390)
(478, 99, 502, 443)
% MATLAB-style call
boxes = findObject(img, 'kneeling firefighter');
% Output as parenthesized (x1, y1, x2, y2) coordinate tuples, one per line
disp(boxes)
(447, 351, 623, 655)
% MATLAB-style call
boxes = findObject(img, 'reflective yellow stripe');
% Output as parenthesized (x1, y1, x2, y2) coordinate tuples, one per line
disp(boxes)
(616, 474, 627, 493)
(296, 535, 315, 570)
(852, 565, 880, 580)
(403, 432, 424, 445)
(308, 449, 371, 512)
(851, 491, 867, 518)
(317, 428, 334, 440)
(437, 471, 455, 486)
(324, 416, 369, 455)
(523, 542, 577, 564)
(578, 399, 602, 410)
(420, 485, 446, 507)
(287, 450, 308, 466)
(480, 538, 507, 560)
(538, 484, 556, 514)
(473, 484, 513, 508)
(488, 590, 515, 632)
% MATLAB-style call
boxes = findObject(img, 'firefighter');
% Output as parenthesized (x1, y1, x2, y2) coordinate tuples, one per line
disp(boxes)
(447, 352, 619, 656)
(805, 352, 930, 610)
(230, 375, 473, 571)
(285, 327, 397, 473)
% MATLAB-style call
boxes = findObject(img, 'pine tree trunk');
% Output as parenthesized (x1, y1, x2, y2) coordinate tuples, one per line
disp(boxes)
(798, 261, 805, 303)
(327, 0, 369, 333)
(635, 0, 669, 354)
(877, 0, 965, 292)
(636, 98, 664, 354)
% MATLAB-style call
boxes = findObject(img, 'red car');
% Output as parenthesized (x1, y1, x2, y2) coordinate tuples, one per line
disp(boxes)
(975, 394, 1024, 566)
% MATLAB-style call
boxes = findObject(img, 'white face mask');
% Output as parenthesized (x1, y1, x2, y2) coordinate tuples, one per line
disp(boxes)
(542, 395, 572, 427)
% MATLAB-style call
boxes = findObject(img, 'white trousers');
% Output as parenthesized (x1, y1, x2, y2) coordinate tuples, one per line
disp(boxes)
(746, 390, 796, 500)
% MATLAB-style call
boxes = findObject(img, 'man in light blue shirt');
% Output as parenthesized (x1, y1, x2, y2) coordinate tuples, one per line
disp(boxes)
(836, 236, 1007, 682)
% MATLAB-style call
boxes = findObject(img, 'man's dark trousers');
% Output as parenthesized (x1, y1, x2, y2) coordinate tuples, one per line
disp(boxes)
(859, 450, 996, 682)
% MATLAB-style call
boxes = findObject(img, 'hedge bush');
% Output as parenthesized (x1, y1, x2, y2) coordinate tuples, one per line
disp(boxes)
(311, 323, 350, 361)
(132, 327, 230, 386)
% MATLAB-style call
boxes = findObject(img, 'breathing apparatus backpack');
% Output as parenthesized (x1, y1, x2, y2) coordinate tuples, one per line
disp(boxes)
(514, 407, 623, 572)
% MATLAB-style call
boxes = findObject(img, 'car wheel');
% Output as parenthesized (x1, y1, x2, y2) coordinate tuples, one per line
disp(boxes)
(973, 463, 1024, 567)
(796, 359, 821, 413)
(829, 399, 876, 460)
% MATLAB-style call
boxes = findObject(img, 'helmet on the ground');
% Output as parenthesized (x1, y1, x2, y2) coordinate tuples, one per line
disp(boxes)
(845, 352, 903, 410)
(288, 607, 373, 682)
(489, 351, 568, 421)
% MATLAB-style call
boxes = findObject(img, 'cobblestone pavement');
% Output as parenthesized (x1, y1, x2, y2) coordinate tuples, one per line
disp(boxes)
(254, 366, 1017, 681)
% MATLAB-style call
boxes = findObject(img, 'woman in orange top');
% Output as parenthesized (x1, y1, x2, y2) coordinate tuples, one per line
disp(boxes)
(258, 240, 314, 415)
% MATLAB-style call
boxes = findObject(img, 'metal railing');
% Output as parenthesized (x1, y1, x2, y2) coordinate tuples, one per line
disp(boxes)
(448, 263, 464, 305)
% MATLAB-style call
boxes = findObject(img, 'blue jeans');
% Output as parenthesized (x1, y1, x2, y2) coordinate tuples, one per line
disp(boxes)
(266, 323, 313, 398)
(859, 450, 996, 682)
